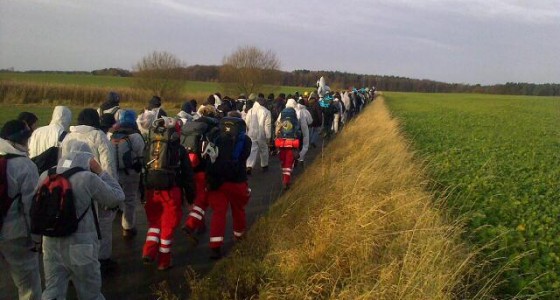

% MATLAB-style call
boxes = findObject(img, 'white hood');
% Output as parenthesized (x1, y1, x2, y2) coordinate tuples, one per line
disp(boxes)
(50, 106, 72, 130)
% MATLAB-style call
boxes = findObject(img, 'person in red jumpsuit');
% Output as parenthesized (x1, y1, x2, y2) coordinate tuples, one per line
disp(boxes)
(142, 118, 196, 271)
(193, 112, 252, 259)
(181, 107, 219, 244)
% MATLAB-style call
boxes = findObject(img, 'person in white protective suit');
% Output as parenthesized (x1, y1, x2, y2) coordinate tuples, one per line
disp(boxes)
(60, 108, 119, 272)
(0, 120, 42, 300)
(341, 91, 351, 124)
(28, 106, 72, 158)
(40, 140, 124, 300)
(295, 98, 313, 165)
(244, 94, 272, 174)
(108, 110, 145, 238)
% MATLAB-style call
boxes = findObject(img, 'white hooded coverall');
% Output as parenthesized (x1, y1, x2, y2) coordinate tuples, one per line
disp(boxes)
(40, 141, 124, 300)
(61, 125, 118, 261)
(0, 138, 42, 300)
(28, 106, 72, 158)
(244, 101, 272, 168)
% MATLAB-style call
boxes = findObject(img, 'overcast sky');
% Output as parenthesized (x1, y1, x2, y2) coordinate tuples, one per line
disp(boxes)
(1, 0, 559, 85)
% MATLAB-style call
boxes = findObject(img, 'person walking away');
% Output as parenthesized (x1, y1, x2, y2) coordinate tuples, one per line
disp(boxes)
(61, 108, 119, 273)
(142, 117, 196, 270)
(244, 94, 271, 175)
(307, 95, 322, 148)
(181, 108, 220, 243)
(203, 115, 252, 259)
(0, 120, 42, 300)
(97, 91, 123, 121)
(341, 91, 352, 124)
(177, 101, 195, 123)
(39, 140, 124, 300)
(17, 112, 39, 133)
(109, 110, 144, 238)
(28, 106, 71, 159)
(320, 94, 337, 139)
(332, 94, 344, 134)
(275, 99, 302, 190)
(295, 99, 312, 166)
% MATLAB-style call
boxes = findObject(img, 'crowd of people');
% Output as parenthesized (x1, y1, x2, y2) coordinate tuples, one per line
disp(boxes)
(0, 78, 376, 299)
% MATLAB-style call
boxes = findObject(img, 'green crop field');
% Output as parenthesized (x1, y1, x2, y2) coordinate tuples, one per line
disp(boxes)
(386, 92, 560, 298)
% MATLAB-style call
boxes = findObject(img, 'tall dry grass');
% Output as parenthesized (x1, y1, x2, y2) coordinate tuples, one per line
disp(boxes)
(186, 97, 496, 299)
(0, 80, 210, 106)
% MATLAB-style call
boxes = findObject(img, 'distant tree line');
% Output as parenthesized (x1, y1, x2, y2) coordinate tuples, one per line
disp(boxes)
(2, 67, 559, 96)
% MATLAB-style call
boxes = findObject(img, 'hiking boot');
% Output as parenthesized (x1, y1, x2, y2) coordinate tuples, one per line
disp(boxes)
(209, 247, 222, 260)
(122, 228, 137, 238)
(246, 167, 252, 175)
(142, 256, 154, 264)
(262, 165, 269, 172)
(181, 226, 199, 247)
(157, 256, 173, 271)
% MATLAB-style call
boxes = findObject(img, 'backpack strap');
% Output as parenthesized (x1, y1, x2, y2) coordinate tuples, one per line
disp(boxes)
(60, 167, 85, 179)
(58, 131, 67, 143)
(75, 200, 101, 240)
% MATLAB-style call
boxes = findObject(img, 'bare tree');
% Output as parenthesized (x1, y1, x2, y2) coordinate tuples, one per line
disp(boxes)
(133, 51, 185, 101)
(219, 46, 281, 96)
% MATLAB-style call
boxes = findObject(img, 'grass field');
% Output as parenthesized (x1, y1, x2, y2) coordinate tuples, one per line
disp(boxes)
(0, 72, 310, 96)
(386, 92, 560, 298)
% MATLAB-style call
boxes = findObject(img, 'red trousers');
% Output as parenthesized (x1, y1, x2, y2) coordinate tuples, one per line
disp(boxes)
(206, 182, 250, 248)
(142, 187, 182, 267)
(184, 172, 208, 231)
(279, 148, 296, 185)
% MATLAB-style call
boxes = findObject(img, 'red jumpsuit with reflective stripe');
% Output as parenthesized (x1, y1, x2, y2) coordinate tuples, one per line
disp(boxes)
(142, 187, 183, 268)
(206, 182, 250, 248)
(183, 171, 208, 231)
(279, 148, 296, 186)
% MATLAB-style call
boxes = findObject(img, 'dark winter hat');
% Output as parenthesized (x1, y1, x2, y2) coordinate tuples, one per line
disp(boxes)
(181, 102, 194, 114)
(1, 120, 32, 144)
(17, 112, 38, 127)
(107, 91, 120, 103)
(100, 113, 116, 129)
(78, 108, 101, 129)
(205, 95, 216, 106)
(267, 93, 275, 100)
(148, 96, 162, 110)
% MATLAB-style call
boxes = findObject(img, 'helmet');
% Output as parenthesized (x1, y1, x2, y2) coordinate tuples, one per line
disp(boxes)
(303, 91, 309, 97)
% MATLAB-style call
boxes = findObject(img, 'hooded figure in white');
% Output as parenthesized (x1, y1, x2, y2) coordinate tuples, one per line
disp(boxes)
(0, 121, 42, 300)
(244, 96, 272, 170)
(40, 140, 124, 300)
(60, 108, 118, 263)
(295, 99, 313, 163)
(28, 106, 72, 158)
(341, 91, 351, 124)
(278, 99, 310, 162)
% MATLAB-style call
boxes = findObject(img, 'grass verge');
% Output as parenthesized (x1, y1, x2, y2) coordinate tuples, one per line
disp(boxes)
(185, 97, 493, 299)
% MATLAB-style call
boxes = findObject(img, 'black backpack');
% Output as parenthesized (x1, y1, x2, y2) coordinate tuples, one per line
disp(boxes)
(144, 119, 182, 190)
(213, 117, 247, 163)
(0, 154, 22, 231)
(32, 131, 67, 174)
(30, 167, 100, 238)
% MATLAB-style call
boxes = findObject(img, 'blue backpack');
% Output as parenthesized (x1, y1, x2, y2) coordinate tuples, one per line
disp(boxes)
(278, 108, 300, 139)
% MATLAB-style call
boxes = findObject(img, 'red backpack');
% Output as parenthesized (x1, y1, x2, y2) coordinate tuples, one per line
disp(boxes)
(30, 167, 100, 238)
(0, 154, 22, 231)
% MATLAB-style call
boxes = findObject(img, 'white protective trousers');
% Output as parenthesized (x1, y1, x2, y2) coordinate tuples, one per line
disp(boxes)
(97, 208, 116, 260)
(119, 171, 141, 230)
(0, 238, 41, 300)
(246, 138, 269, 168)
